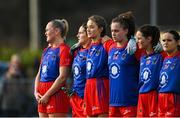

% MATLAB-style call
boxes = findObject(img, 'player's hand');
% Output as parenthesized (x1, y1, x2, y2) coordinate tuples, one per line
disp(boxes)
(153, 42, 163, 53)
(66, 89, 74, 97)
(70, 43, 80, 56)
(34, 92, 42, 102)
(38, 94, 50, 104)
(60, 87, 74, 97)
(126, 36, 137, 55)
(102, 35, 111, 43)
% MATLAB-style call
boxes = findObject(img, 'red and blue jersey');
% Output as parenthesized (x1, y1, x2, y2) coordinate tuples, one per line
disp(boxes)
(40, 43, 72, 82)
(108, 43, 140, 106)
(159, 52, 180, 94)
(86, 39, 113, 79)
(139, 53, 164, 93)
(72, 47, 88, 98)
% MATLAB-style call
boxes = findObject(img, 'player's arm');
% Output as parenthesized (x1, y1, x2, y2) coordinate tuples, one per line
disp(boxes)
(39, 66, 70, 104)
(34, 67, 42, 102)
(102, 35, 111, 43)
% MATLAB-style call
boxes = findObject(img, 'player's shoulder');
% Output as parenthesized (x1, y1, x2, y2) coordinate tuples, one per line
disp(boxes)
(103, 39, 114, 52)
(42, 46, 50, 54)
(108, 43, 116, 51)
(59, 43, 70, 50)
(103, 38, 114, 45)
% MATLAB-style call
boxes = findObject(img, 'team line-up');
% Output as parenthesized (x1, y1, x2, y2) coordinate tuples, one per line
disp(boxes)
(34, 11, 180, 117)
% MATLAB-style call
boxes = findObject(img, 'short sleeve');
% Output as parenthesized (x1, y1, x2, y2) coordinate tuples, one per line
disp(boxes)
(59, 44, 72, 66)
(103, 39, 114, 53)
(160, 51, 167, 59)
(135, 46, 145, 61)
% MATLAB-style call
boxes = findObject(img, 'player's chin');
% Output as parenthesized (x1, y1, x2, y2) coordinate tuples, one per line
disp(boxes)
(137, 43, 143, 49)
(113, 39, 119, 43)
(87, 33, 92, 38)
(46, 39, 50, 43)
(162, 47, 169, 52)
(47, 38, 53, 43)
(112, 38, 116, 41)
(88, 35, 95, 39)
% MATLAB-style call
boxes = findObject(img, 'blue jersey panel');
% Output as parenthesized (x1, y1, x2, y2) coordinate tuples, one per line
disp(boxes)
(159, 55, 180, 94)
(72, 48, 88, 98)
(86, 43, 109, 79)
(108, 47, 139, 106)
(40, 47, 60, 82)
(139, 53, 163, 93)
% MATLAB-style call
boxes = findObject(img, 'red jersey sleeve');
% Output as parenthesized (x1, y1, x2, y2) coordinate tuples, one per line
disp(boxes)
(59, 44, 72, 66)
(135, 45, 145, 61)
(103, 39, 114, 52)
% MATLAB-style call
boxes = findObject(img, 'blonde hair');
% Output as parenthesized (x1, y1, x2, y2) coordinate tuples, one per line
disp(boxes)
(51, 19, 69, 39)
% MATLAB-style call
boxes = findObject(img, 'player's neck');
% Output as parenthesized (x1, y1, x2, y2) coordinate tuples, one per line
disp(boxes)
(51, 38, 64, 48)
(91, 36, 101, 43)
(82, 40, 91, 49)
(167, 48, 178, 56)
(116, 38, 128, 48)
(146, 47, 154, 55)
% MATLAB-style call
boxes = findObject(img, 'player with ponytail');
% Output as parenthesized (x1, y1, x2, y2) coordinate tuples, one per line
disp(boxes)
(34, 18, 72, 117)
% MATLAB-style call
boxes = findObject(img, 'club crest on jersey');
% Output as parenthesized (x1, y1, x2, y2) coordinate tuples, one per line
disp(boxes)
(146, 59, 151, 65)
(109, 63, 120, 79)
(121, 53, 126, 60)
(113, 51, 119, 59)
(163, 64, 169, 70)
(51, 54, 57, 60)
(87, 60, 93, 74)
(141, 68, 151, 83)
(159, 72, 168, 88)
(163, 60, 171, 69)
(73, 65, 81, 79)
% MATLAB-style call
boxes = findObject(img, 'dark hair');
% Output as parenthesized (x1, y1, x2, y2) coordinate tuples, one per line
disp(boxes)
(164, 30, 180, 41)
(111, 11, 135, 39)
(88, 15, 107, 37)
(164, 30, 180, 50)
(51, 19, 69, 39)
(81, 23, 87, 33)
(138, 24, 160, 47)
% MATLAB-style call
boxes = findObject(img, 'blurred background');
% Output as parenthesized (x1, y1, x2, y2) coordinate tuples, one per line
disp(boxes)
(0, 0, 179, 116)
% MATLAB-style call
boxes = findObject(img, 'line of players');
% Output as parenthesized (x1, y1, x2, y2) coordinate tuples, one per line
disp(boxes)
(34, 11, 180, 117)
